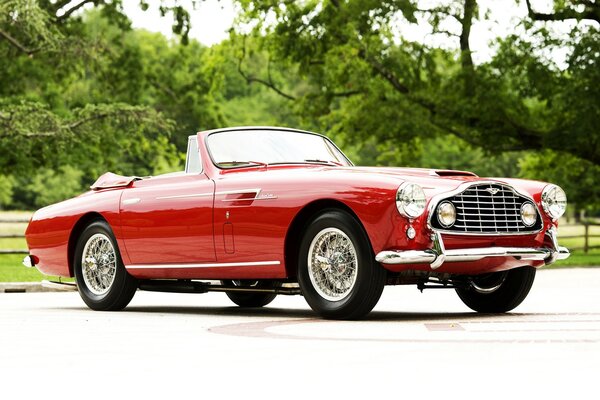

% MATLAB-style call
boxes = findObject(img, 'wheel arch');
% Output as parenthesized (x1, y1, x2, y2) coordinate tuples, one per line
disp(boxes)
(283, 199, 373, 280)
(67, 212, 108, 277)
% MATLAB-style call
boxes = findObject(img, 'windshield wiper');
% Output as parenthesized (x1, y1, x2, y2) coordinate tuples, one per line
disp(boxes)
(303, 159, 344, 166)
(218, 160, 268, 167)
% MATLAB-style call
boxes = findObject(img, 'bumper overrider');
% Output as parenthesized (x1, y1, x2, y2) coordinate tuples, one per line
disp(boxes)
(375, 228, 570, 270)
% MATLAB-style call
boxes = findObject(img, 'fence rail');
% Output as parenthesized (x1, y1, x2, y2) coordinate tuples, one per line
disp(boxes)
(560, 221, 600, 253)
(0, 218, 30, 223)
(0, 217, 29, 255)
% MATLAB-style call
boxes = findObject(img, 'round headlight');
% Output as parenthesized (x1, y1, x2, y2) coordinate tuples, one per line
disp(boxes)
(437, 201, 456, 228)
(396, 183, 426, 218)
(520, 202, 537, 227)
(541, 184, 567, 220)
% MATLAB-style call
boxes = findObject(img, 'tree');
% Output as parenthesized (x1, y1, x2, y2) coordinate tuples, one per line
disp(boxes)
(232, 0, 599, 167)
(0, 1, 217, 207)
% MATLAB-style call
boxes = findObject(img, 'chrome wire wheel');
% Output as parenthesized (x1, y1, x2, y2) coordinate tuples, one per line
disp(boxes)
(81, 233, 117, 296)
(307, 227, 358, 302)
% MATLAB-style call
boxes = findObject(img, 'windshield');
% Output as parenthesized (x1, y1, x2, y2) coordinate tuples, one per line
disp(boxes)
(206, 129, 352, 168)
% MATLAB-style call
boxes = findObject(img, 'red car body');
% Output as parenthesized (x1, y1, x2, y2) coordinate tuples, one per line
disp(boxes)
(24, 127, 569, 317)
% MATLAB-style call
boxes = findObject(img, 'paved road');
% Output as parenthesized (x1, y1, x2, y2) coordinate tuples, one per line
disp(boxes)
(1, 268, 598, 399)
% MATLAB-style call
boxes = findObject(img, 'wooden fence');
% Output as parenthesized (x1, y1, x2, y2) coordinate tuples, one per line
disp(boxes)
(560, 222, 600, 253)
(0, 217, 29, 255)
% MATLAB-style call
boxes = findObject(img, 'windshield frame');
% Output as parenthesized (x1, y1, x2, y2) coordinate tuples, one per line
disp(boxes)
(204, 127, 354, 170)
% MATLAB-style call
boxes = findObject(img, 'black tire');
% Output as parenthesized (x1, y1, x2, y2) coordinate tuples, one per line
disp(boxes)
(297, 209, 386, 320)
(221, 280, 280, 307)
(455, 266, 536, 313)
(74, 220, 138, 311)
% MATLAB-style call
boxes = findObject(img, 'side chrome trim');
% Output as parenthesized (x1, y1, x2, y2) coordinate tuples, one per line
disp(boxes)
(221, 195, 278, 202)
(125, 260, 281, 270)
(156, 193, 213, 200)
(154, 189, 265, 201)
(215, 188, 261, 196)
(426, 180, 543, 236)
(122, 198, 141, 205)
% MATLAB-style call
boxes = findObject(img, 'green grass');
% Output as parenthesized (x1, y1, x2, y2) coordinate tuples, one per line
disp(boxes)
(0, 211, 67, 282)
(551, 223, 600, 268)
(551, 250, 600, 268)
(0, 237, 26, 249)
(0, 254, 66, 282)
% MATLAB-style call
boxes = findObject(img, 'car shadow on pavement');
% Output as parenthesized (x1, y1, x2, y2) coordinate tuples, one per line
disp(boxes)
(112, 305, 533, 322)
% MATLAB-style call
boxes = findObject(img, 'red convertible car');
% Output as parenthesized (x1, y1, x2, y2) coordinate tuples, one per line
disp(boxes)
(24, 127, 569, 319)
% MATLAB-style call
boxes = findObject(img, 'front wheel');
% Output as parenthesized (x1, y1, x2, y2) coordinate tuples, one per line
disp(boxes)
(74, 220, 138, 311)
(297, 210, 386, 320)
(455, 266, 536, 313)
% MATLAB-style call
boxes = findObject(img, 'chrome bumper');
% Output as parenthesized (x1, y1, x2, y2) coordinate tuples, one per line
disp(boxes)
(375, 228, 570, 270)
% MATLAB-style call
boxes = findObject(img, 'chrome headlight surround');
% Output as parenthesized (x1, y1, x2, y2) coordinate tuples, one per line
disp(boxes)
(520, 202, 537, 227)
(396, 182, 427, 219)
(437, 201, 456, 228)
(541, 184, 567, 220)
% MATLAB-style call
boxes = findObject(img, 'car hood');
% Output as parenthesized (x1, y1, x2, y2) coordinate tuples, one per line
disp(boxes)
(331, 166, 501, 196)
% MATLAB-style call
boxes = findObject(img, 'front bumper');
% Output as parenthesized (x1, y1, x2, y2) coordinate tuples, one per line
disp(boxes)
(375, 228, 570, 270)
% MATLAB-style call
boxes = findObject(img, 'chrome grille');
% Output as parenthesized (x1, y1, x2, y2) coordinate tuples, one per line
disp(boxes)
(431, 183, 542, 234)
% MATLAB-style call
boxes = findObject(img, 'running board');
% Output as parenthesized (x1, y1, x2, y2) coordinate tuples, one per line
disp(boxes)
(138, 280, 302, 295)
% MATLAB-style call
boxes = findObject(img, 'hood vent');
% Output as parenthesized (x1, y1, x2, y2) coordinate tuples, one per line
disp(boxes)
(434, 169, 478, 177)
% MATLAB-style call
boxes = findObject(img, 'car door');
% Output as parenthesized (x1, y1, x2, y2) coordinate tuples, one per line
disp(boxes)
(119, 136, 215, 265)
(119, 174, 215, 265)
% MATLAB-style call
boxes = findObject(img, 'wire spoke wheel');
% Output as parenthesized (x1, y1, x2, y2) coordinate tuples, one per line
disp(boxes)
(74, 220, 138, 311)
(81, 233, 117, 295)
(308, 228, 358, 301)
(298, 210, 386, 320)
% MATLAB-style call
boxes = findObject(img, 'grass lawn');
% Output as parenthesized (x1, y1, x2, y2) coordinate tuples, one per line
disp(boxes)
(0, 211, 70, 282)
(0, 254, 69, 282)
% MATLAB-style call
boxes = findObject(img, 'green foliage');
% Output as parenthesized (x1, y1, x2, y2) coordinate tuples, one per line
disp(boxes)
(0, 0, 598, 212)
(518, 150, 600, 211)
(0, 4, 213, 208)
(230, 0, 600, 208)
(0, 175, 14, 208)
(24, 166, 84, 208)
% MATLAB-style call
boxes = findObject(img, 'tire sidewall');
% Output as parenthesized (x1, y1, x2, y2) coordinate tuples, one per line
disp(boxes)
(298, 210, 380, 317)
(221, 280, 280, 307)
(456, 266, 536, 313)
(74, 220, 132, 310)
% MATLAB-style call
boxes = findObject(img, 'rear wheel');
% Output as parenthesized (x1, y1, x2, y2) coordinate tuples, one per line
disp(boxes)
(455, 266, 536, 313)
(74, 220, 137, 311)
(297, 209, 386, 320)
(221, 280, 279, 307)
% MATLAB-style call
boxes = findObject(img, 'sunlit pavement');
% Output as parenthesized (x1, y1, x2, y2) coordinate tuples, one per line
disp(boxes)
(1, 268, 598, 399)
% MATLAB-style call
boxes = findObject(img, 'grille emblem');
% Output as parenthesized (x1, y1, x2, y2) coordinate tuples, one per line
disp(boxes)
(485, 188, 500, 195)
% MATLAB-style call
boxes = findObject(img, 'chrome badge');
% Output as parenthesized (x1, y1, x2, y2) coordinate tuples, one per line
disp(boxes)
(485, 188, 500, 195)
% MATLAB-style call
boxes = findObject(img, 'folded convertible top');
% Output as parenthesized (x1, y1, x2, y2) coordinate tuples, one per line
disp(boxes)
(90, 172, 143, 190)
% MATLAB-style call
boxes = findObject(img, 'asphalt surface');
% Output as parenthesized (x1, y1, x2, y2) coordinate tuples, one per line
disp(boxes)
(0, 268, 598, 399)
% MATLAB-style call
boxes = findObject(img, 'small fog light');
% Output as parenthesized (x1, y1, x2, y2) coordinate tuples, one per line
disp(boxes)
(406, 226, 416, 239)
(437, 201, 456, 228)
(521, 202, 537, 227)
